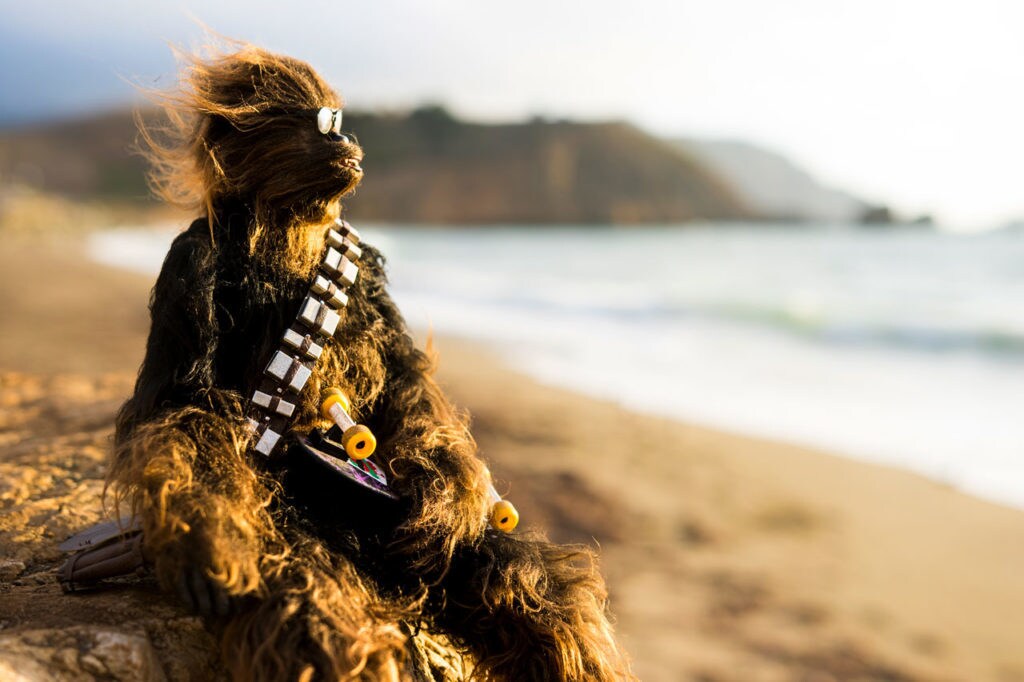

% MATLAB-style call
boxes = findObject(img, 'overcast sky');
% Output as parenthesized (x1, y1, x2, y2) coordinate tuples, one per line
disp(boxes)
(1, 0, 1022, 228)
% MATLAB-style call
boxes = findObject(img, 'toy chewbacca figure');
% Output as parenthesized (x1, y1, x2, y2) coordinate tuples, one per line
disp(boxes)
(88, 41, 633, 680)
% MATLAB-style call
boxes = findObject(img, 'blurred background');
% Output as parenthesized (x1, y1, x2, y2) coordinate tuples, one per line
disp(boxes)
(1, 2, 1023, 681)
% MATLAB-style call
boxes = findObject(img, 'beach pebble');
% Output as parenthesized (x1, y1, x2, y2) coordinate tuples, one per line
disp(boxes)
(0, 628, 165, 681)
(0, 560, 25, 582)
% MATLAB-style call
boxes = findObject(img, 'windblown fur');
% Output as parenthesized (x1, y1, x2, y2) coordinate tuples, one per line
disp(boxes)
(107, 41, 633, 681)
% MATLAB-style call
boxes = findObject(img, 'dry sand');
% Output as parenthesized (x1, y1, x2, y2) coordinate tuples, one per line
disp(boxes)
(1, 233, 1022, 681)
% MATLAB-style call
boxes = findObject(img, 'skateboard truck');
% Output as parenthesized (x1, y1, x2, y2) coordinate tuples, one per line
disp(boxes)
(320, 387, 377, 460)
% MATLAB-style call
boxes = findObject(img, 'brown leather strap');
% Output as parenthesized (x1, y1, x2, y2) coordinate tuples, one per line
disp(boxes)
(335, 218, 360, 244)
(312, 299, 329, 330)
(281, 356, 303, 389)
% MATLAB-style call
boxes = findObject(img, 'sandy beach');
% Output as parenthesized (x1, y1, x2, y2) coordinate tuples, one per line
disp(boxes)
(1, 233, 1023, 681)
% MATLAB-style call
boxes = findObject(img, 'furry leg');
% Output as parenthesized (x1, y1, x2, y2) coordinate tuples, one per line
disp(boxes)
(432, 531, 635, 681)
(221, 529, 408, 682)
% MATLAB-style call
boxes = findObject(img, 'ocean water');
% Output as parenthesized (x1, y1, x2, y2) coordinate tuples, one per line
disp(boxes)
(89, 224, 1024, 509)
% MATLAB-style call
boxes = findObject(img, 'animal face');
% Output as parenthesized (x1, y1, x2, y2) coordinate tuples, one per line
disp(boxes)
(196, 58, 366, 221)
(141, 45, 366, 228)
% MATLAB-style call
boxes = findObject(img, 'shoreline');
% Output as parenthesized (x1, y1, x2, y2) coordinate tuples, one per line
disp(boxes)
(85, 224, 1024, 513)
(473, 343, 1024, 515)
(2, 234, 1023, 680)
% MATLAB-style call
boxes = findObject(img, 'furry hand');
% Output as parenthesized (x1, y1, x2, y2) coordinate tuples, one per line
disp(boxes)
(175, 565, 236, 617)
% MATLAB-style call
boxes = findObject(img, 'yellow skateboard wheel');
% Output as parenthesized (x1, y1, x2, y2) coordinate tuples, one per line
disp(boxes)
(490, 500, 519, 533)
(342, 424, 376, 460)
(321, 387, 351, 419)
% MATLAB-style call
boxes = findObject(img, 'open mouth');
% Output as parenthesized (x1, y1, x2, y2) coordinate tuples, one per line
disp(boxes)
(341, 157, 363, 173)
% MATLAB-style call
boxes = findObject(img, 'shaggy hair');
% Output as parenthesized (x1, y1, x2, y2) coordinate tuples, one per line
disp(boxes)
(108, 41, 633, 681)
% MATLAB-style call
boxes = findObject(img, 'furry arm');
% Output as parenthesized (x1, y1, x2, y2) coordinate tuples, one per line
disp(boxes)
(108, 231, 279, 602)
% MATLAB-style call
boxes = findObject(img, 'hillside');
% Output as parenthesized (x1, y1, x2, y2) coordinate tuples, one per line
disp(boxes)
(344, 107, 750, 223)
(0, 107, 752, 225)
(675, 138, 868, 223)
(0, 110, 153, 203)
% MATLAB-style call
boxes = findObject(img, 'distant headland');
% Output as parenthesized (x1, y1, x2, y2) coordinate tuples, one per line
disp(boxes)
(0, 105, 922, 228)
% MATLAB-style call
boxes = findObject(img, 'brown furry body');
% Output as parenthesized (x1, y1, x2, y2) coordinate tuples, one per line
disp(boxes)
(107, 44, 632, 680)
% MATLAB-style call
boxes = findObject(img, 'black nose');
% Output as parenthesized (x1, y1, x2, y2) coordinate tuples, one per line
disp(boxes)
(328, 132, 350, 143)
